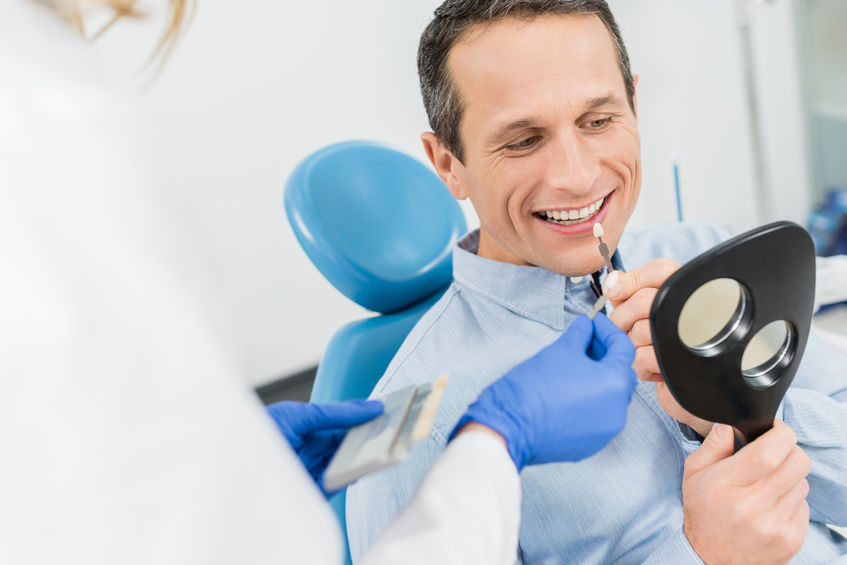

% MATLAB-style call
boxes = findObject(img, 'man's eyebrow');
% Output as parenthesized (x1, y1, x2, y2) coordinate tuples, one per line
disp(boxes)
(584, 94, 625, 111)
(488, 119, 537, 144)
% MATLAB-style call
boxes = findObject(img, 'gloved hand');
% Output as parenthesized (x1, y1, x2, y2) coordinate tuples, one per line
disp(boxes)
(266, 399, 383, 496)
(451, 314, 637, 470)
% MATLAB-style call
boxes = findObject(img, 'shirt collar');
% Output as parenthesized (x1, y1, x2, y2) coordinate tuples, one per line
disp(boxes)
(452, 230, 626, 331)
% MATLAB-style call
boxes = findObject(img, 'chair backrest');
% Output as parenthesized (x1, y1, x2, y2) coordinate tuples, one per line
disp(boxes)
(284, 140, 466, 564)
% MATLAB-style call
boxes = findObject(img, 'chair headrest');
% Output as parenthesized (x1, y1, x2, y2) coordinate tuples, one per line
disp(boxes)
(285, 141, 467, 314)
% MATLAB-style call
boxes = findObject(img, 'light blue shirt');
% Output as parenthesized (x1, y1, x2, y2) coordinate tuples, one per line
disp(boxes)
(347, 223, 847, 564)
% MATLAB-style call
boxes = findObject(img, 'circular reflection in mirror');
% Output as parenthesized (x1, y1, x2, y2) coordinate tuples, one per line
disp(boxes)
(741, 320, 794, 378)
(678, 278, 746, 350)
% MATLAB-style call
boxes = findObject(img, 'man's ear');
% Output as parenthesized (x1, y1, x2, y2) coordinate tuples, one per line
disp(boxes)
(631, 74, 639, 117)
(421, 132, 468, 200)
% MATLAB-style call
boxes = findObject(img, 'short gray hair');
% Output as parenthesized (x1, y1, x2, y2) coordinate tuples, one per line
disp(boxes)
(417, 0, 634, 162)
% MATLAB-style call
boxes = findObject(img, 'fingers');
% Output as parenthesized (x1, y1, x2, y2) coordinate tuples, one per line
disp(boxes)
(608, 287, 657, 333)
(772, 475, 810, 518)
(762, 476, 810, 561)
(685, 423, 735, 477)
(604, 258, 680, 304)
(558, 315, 594, 352)
(730, 420, 798, 486)
(609, 300, 657, 379)
(759, 446, 811, 506)
(299, 428, 350, 484)
(629, 319, 652, 348)
(606, 285, 658, 379)
(786, 495, 811, 546)
(639, 369, 663, 383)
(610, 300, 661, 380)
(592, 313, 636, 367)
(304, 399, 385, 432)
(634, 345, 660, 377)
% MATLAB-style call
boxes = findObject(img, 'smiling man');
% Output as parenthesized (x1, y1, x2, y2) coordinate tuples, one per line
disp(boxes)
(422, 11, 640, 278)
(347, 1, 847, 563)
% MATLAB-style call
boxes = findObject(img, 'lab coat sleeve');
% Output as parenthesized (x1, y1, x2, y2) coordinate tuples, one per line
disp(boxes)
(784, 331, 847, 527)
(360, 430, 521, 565)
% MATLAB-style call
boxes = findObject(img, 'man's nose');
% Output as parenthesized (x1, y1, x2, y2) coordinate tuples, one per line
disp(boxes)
(545, 131, 601, 194)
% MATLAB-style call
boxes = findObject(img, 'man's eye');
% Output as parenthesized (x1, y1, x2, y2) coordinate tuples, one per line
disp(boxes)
(507, 136, 541, 150)
(587, 118, 612, 129)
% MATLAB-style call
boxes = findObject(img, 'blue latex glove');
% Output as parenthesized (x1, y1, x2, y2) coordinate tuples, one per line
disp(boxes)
(266, 399, 383, 495)
(451, 314, 637, 470)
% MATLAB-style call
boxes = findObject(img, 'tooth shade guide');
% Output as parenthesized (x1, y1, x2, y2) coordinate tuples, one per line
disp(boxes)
(594, 221, 614, 273)
(322, 374, 450, 491)
(411, 374, 447, 441)
(593, 223, 605, 238)
(589, 295, 608, 320)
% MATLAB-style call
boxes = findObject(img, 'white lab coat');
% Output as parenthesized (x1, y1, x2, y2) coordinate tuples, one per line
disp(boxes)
(0, 1, 520, 564)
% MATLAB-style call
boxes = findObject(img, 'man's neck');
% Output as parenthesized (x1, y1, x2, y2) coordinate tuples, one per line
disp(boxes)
(476, 228, 532, 267)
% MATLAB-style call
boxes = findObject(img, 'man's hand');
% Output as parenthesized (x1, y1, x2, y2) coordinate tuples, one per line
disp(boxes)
(605, 258, 713, 437)
(682, 420, 811, 564)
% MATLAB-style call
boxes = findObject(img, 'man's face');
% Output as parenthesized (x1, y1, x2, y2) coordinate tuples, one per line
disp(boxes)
(425, 14, 641, 276)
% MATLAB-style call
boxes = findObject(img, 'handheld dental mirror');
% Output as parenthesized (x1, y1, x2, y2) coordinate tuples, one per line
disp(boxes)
(649, 222, 815, 446)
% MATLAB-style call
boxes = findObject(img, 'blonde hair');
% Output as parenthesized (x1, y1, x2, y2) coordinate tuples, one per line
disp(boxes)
(45, 0, 194, 66)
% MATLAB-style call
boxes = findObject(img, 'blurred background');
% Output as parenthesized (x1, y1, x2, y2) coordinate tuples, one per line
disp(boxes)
(94, 0, 847, 393)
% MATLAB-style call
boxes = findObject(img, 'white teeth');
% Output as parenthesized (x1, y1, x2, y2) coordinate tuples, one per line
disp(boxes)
(539, 196, 607, 226)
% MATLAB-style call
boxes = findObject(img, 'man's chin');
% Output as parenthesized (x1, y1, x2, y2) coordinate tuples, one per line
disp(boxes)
(540, 255, 607, 278)
(528, 225, 621, 276)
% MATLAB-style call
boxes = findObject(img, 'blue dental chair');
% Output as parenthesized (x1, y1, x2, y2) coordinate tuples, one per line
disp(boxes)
(283, 140, 467, 564)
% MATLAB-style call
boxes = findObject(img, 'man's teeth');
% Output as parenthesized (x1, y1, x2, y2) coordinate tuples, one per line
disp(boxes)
(541, 197, 605, 225)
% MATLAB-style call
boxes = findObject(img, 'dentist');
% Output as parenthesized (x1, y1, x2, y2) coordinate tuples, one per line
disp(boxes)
(0, 1, 637, 564)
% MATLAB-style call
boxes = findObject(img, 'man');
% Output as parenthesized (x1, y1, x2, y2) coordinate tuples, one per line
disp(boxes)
(347, 1, 847, 563)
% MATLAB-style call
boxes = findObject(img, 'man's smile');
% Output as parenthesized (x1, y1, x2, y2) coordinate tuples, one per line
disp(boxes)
(533, 192, 610, 226)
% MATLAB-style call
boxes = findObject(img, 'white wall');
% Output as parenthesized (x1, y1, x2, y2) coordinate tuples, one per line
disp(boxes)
(747, 0, 813, 224)
(609, 0, 761, 232)
(97, 1, 447, 385)
(96, 1, 807, 386)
